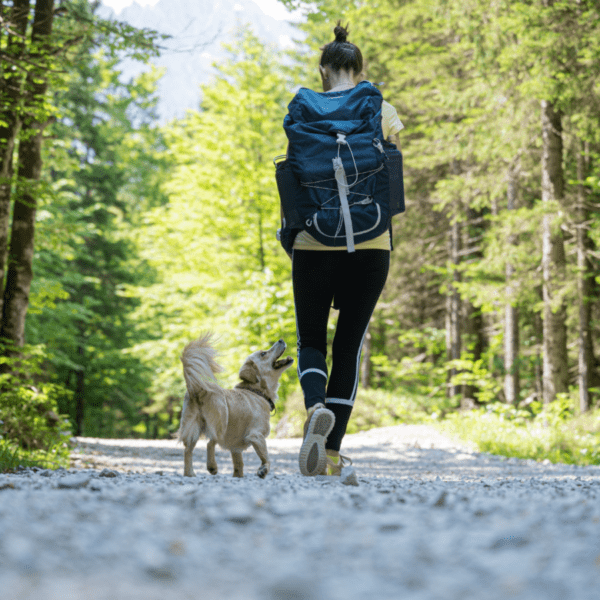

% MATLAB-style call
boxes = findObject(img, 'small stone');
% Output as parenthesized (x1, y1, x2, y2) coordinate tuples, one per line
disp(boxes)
(266, 576, 319, 600)
(225, 502, 255, 525)
(0, 482, 15, 491)
(99, 468, 119, 478)
(56, 474, 91, 489)
(340, 467, 359, 487)
(315, 475, 336, 484)
(379, 522, 403, 533)
(433, 491, 448, 507)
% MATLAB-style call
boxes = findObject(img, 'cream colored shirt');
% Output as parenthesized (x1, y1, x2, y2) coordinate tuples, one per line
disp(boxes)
(293, 100, 403, 252)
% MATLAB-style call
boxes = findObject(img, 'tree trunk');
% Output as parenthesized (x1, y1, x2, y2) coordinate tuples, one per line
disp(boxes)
(1, 0, 54, 348)
(462, 208, 486, 404)
(540, 100, 568, 404)
(75, 351, 85, 437)
(0, 0, 30, 310)
(446, 218, 461, 400)
(576, 140, 597, 412)
(504, 166, 520, 404)
(534, 291, 544, 401)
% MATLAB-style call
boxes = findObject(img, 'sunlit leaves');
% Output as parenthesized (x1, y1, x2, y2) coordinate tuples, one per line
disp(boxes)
(127, 29, 298, 408)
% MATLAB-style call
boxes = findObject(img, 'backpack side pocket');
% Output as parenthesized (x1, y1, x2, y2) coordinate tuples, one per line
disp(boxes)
(383, 143, 405, 216)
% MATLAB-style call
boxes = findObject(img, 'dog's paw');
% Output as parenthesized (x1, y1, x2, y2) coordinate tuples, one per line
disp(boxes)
(257, 465, 269, 479)
(183, 470, 196, 477)
(207, 466, 218, 475)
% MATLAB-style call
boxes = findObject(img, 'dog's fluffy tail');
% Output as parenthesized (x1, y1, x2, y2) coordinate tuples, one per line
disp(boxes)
(181, 332, 223, 398)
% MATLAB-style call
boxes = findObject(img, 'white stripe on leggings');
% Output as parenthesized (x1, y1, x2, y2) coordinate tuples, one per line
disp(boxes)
(349, 321, 371, 402)
(326, 397, 354, 407)
(299, 368, 328, 380)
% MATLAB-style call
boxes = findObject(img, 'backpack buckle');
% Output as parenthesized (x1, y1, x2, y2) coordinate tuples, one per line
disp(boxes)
(336, 133, 347, 145)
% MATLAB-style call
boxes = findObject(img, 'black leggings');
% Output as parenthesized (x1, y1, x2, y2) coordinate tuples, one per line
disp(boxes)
(292, 249, 390, 451)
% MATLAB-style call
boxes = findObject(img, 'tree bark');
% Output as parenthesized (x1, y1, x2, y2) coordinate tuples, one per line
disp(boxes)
(75, 345, 85, 436)
(576, 140, 597, 412)
(1, 0, 55, 348)
(446, 217, 461, 400)
(0, 0, 30, 311)
(534, 290, 544, 401)
(504, 167, 520, 404)
(540, 100, 568, 404)
(462, 208, 485, 404)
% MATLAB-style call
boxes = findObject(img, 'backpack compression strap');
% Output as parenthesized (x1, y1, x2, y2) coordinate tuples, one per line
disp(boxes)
(333, 134, 355, 253)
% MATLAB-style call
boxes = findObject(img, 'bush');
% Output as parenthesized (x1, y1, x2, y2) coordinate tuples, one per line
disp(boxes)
(271, 387, 432, 439)
(0, 345, 72, 472)
(433, 397, 600, 465)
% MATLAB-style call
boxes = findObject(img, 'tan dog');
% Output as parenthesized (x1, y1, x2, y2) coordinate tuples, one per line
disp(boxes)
(178, 333, 293, 478)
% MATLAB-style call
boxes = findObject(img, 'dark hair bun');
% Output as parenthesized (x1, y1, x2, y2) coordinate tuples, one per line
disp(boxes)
(334, 21, 349, 43)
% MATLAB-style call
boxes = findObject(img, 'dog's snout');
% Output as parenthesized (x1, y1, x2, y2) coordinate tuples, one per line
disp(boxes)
(279, 338, 284, 344)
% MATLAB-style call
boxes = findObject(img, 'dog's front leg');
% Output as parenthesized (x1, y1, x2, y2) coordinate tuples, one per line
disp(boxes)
(206, 439, 218, 475)
(231, 451, 244, 478)
(247, 435, 270, 479)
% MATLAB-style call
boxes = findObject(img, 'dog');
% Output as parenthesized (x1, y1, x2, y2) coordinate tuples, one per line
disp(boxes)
(178, 333, 294, 478)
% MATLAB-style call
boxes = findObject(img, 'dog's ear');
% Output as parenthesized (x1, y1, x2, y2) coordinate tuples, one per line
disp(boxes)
(239, 360, 259, 384)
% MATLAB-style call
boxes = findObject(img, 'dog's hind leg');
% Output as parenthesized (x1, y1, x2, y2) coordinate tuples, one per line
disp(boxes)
(247, 434, 270, 479)
(184, 440, 197, 477)
(207, 439, 218, 475)
(179, 392, 202, 477)
(231, 451, 244, 478)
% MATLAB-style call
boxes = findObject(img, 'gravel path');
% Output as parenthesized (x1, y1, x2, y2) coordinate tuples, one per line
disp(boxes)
(1, 425, 599, 600)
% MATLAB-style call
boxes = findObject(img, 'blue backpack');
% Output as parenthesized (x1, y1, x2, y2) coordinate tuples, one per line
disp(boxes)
(276, 81, 404, 253)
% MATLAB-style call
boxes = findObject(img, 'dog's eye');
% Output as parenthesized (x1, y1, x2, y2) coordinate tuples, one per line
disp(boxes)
(260, 351, 267, 357)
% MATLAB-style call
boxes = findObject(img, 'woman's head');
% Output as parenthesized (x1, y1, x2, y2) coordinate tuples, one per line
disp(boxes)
(319, 21, 363, 78)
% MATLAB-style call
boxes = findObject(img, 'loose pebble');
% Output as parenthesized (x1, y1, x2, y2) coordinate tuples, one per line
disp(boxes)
(55, 474, 91, 489)
(340, 466, 359, 486)
(98, 468, 119, 478)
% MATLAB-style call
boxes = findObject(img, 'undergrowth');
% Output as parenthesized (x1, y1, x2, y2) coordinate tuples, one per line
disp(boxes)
(273, 388, 440, 439)
(433, 397, 600, 466)
(274, 387, 600, 467)
(0, 344, 72, 473)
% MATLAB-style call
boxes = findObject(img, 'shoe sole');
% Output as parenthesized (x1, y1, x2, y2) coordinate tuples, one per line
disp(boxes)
(299, 408, 335, 476)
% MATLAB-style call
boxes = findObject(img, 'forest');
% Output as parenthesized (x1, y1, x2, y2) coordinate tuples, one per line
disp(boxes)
(1, 0, 600, 469)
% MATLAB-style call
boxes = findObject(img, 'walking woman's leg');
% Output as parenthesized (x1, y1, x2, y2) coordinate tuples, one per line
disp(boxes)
(293, 249, 339, 475)
(325, 250, 390, 451)
(292, 249, 335, 410)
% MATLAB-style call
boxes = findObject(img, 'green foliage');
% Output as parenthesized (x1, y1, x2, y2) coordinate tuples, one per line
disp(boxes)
(273, 388, 431, 439)
(447, 355, 502, 404)
(436, 397, 600, 466)
(4, 0, 600, 446)
(26, 24, 169, 437)
(0, 345, 71, 472)
(126, 28, 298, 420)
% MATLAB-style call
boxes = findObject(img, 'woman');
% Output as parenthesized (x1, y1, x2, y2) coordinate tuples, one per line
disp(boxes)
(287, 23, 404, 477)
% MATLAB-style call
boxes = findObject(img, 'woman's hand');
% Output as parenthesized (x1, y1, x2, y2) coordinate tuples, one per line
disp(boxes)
(387, 133, 401, 150)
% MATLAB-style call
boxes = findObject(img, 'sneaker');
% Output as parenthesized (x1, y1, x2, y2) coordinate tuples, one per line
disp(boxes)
(299, 403, 335, 477)
(326, 453, 352, 476)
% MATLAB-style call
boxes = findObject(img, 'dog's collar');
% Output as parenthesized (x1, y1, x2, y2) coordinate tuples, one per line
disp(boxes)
(236, 384, 276, 413)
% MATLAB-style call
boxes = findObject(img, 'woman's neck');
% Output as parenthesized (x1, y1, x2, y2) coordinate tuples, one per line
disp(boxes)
(323, 69, 357, 92)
